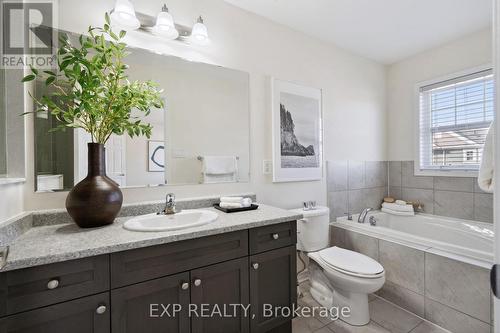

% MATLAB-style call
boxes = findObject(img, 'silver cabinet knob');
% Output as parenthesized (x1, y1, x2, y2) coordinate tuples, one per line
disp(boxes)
(272, 233, 279, 240)
(95, 305, 106, 315)
(194, 279, 202, 287)
(181, 282, 189, 290)
(252, 262, 259, 270)
(47, 279, 59, 290)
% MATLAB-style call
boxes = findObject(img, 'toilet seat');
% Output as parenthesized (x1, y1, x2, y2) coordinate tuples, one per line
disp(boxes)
(317, 246, 384, 279)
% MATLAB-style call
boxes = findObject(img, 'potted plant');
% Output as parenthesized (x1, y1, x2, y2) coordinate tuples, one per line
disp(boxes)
(23, 14, 164, 228)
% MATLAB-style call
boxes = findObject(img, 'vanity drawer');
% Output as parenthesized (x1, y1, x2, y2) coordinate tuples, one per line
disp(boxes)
(110, 230, 248, 288)
(249, 221, 297, 255)
(0, 255, 109, 317)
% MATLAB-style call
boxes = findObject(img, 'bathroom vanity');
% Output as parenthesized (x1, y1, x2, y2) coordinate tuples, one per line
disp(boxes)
(0, 202, 300, 333)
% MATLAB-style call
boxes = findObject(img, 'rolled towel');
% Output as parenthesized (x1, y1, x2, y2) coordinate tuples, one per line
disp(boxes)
(220, 196, 244, 203)
(220, 197, 252, 207)
(382, 202, 414, 213)
(395, 200, 407, 205)
(381, 208, 415, 216)
(242, 198, 252, 207)
(220, 202, 244, 209)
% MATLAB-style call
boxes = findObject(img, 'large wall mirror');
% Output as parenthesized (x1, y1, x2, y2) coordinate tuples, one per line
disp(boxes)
(0, 68, 26, 182)
(32, 30, 250, 192)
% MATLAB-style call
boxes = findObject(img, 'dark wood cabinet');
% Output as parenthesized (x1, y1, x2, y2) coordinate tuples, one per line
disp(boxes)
(0, 292, 110, 333)
(0, 255, 109, 316)
(191, 257, 250, 333)
(0, 221, 296, 333)
(110, 230, 248, 288)
(111, 272, 190, 333)
(249, 245, 297, 333)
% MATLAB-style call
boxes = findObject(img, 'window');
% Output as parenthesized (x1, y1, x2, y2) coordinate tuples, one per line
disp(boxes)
(417, 68, 494, 175)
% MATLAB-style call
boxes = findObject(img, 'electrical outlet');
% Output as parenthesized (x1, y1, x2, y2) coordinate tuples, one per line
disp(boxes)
(263, 160, 272, 175)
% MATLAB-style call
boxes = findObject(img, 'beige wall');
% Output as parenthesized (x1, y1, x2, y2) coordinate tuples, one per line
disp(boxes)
(9, 0, 387, 214)
(387, 28, 492, 161)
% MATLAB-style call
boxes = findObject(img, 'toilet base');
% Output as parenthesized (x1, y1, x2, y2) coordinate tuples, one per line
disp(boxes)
(308, 259, 373, 326)
(309, 284, 370, 326)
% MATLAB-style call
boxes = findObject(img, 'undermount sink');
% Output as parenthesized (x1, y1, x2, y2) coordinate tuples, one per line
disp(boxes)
(123, 209, 218, 232)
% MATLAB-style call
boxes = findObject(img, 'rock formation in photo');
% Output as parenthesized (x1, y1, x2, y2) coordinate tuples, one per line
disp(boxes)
(280, 104, 315, 156)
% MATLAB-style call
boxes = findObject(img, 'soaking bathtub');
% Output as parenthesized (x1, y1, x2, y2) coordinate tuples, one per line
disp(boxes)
(335, 211, 494, 268)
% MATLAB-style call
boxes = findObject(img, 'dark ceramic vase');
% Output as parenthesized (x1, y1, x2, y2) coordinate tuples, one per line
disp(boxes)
(66, 143, 123, 228)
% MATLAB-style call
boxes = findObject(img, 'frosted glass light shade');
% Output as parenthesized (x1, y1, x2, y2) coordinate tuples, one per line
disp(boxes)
(110, 0, 140, 31)
(153, 10, 179, 40)
(190, 19, 209, 45)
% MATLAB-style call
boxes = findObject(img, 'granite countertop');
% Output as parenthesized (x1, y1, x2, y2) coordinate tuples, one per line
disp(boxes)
(2, 204, 302, 272)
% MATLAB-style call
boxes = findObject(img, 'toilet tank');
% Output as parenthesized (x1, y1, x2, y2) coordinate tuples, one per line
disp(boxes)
(289, 206, 330, 252)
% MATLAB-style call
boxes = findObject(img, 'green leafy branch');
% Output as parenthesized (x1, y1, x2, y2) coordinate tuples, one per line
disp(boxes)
(22, 13, 164, 144)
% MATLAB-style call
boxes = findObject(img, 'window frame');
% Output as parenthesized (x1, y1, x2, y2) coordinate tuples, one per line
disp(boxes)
(414, 64, 493, 177)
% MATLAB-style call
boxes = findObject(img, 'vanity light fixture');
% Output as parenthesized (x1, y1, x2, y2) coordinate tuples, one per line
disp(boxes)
(190, 16, 209, 46)
(109, 2, 209, 46)
(152, 5, 179, 40)
(110, 0, 141, 31)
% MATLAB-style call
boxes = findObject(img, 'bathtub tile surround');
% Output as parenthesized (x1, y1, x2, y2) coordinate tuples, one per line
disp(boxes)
(379, 240, 425, 294)
(425, 253, 490, 323)
(401, 161, 434, 190)
(330, 224, 492, 332)
(424, 298, 491, 333)
(388, 161, 493, 222)
(377, 281, 425, 317)
(434, 190, 474, 220)
(327, 160, 388, 220)
(329, 226, 380, 261)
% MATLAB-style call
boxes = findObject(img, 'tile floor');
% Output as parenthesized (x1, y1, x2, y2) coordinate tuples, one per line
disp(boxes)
(293, 282, 451, 333)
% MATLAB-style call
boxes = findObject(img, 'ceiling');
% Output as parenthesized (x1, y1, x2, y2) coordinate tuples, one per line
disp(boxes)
(224, 0, 492, 64)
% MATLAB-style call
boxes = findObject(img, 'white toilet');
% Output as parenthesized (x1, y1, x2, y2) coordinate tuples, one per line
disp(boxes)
(291, 206, 385, 326)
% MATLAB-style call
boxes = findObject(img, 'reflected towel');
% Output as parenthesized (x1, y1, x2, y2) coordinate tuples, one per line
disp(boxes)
(202, 156, 237, 175)
(478, 121, 494, 193)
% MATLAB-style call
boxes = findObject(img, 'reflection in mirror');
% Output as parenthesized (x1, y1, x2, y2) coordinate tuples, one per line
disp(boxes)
(33, 30, 250, 192)
(0, 69, 6, 176)
(0, 68, 25, 181)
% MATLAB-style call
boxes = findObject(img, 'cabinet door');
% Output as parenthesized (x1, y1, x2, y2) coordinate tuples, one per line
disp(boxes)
(249, 246, 296, 333)
(111, 272, 190, 333)
(0, 292, 110, 333)
(191, 257, 250, 333)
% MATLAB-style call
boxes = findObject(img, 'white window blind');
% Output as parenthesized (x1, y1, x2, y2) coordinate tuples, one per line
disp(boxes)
(418, 69, 494, 172)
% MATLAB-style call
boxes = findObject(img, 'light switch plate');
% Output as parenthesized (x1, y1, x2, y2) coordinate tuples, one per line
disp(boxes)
(263, 160, 272, 175)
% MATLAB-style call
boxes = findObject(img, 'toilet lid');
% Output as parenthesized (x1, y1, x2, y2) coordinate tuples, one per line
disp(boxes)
(318, 247, 384, 277)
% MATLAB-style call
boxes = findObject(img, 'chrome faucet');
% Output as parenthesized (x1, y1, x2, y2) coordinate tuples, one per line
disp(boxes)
(358, 207, 373, 223)
(159, 193, 178, 215)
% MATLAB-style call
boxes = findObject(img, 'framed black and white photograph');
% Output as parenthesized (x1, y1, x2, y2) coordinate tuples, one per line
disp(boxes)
(272, 78, 323, 182)
(148, 140, 165, 172)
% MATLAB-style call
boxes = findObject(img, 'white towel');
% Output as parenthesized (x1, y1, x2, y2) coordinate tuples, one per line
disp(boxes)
(381, 208, 415, 216)
(219, 199, 252, 209)
(219, 197, 252, 208)
(202, 156, 237, 175)
(202, 156, 238, 184)
(478, 121, 494, 193)
(382, 202, 414, 213)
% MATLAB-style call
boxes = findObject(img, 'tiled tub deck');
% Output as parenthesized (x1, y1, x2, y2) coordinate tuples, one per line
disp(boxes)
(330, 224, 492, 333)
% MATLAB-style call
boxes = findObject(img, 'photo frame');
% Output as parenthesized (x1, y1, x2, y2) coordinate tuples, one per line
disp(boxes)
(272, 78, 323, 182)
(148, 140, 165, 172)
